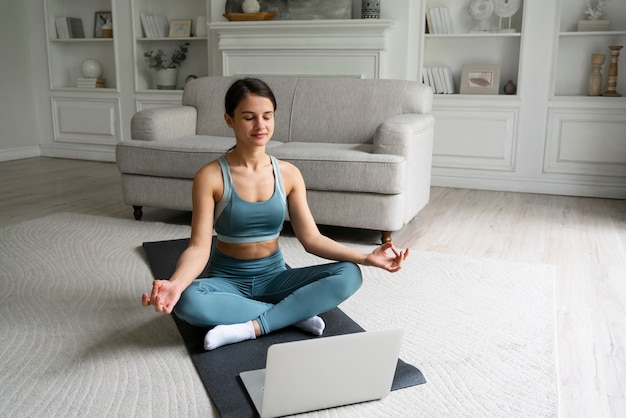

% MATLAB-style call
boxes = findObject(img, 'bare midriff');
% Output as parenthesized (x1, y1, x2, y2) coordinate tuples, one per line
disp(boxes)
(215, 238, 280, 260)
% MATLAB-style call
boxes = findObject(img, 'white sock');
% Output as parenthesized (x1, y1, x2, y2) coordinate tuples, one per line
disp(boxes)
(204, 321, 256, 351)
(293, 315, 325, 336)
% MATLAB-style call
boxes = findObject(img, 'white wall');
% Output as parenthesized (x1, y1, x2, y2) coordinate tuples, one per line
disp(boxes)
(0, 1, 43, 161)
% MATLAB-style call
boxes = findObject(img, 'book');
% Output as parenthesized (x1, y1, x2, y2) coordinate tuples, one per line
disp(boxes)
(154, 15, 169, 38)
(443, 67, 455, 94)
(426, 67, 437, 93)
(67, 17, 84, 38)
(141, 15, 169, 38)
(55, 17, 69, 39)
(425, 9, 433, 34)
(431, 8, 443, 34)
(140, 13, 150, 37)
(433, 67, 445, 94)
(77, 77, 106, 88)
(440, 7, 453, 34)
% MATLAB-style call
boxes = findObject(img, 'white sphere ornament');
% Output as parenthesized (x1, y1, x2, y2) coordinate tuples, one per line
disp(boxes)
(242, 0, 260, 13)
(80, 59, 103, 78)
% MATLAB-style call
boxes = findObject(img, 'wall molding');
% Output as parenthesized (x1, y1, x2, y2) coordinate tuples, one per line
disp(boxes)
(210, 19, 394, 78)
(0, 146, 41, 162)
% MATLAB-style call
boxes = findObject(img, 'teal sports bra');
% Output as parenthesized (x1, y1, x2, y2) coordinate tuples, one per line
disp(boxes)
(214, 155, 287, 244)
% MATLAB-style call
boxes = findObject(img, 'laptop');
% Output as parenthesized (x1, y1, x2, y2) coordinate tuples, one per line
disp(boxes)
(239, 328, 403, 418)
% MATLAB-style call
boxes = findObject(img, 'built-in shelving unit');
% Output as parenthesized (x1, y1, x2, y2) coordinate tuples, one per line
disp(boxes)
(420, 0, 525, 177)
(421, 0, 524, 97)
(554, 0, 626, 97)
(131, 0, 209, 92)
(543, 0, 626, 182)
(45, 0, 118, 90)
(41, 0, 212, 160)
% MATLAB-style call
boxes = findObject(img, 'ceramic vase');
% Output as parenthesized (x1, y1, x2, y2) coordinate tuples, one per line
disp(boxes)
(503, 80, 517, 95)
(155, 68, 177, 90)
(194, 16, 207, 37)
(225, 0, 243, 13)
(587, 53, 606, 96)
(602, 45, 623, 97)
(362, 0, 381, 19)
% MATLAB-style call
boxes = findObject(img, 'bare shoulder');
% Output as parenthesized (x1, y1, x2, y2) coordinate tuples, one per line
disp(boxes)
(276, 159, 301, 178)
(194, 159, 224, 199)
(195, 159, 222, 182)
(276, 159, 305, 191)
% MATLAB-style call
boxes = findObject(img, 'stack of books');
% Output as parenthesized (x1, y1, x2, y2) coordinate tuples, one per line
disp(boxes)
(140, 14, 170, 38)
(55, 17, 85, 39)
(77, 78, 106, 88)
(426, 7, 453, 34)
(422, 67, 455, 94)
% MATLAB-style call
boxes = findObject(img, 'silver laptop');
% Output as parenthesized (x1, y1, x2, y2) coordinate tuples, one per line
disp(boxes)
(239, 328, 403, 418)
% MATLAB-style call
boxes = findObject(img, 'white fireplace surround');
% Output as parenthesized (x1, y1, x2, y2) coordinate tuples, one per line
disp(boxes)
(209, 19, 395, 79)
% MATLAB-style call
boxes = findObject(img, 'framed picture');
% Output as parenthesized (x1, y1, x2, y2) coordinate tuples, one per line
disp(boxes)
(460, 64, 501, 95)
(169, 19, 192, 38)
(93, 11, 112, 38)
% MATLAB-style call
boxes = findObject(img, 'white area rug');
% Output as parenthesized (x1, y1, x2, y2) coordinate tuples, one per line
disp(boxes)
(0, 214, 556, 417)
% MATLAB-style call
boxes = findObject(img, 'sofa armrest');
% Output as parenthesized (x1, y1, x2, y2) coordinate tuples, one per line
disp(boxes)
(373, 114, 435, 157)
(130, 106, 198, 141)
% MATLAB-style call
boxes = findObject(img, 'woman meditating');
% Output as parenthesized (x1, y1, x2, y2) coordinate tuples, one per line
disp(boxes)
(142, 77, 409, 350)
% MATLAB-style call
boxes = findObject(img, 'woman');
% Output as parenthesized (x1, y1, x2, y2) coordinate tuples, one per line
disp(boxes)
(142, 78, 409, 350)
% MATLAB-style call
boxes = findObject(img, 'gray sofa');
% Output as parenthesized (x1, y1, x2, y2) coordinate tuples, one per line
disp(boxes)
(116, 76, 435, 242)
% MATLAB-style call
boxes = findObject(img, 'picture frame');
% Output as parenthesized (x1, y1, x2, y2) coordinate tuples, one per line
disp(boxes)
(169, 19, 192, 38)
(460, 64, 501, 95)
(93, 11, 112, 38)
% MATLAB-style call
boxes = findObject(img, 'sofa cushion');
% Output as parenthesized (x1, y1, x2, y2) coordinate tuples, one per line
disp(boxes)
(289, 78, 433, 145)
(271, 143, 405, 194)
(116, 136, 284, 178)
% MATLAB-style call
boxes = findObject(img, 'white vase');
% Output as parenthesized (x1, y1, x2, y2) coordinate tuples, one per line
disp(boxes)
(242, 0, 260, 13)
(194, 16, 207, 37)
(155, 68, 177, 90)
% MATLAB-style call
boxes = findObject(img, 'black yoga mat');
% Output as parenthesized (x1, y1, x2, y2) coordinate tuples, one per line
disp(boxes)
(142, 237, 426, 418)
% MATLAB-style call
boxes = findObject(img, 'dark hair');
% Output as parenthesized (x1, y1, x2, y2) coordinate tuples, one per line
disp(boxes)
(224, 77, 277, 117)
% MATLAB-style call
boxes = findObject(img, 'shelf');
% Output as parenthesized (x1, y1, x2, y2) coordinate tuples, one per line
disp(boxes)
(135, 89, 184, 94)
(425, 32, 521, 39)
(560, 30, 626, 37)
(50, 38, 114, 43)
(136, 36, 207, 42)
(51, 87, 118, 93)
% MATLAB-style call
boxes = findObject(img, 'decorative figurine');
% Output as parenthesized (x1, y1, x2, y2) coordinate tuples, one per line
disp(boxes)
(493, 0, 521, 33)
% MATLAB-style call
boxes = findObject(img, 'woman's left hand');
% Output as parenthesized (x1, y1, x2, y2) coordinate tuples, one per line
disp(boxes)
(365, 242, 409, 272)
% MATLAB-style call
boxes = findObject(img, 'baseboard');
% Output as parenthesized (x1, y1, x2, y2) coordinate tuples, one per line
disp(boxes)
(431, 174, 626, 199)
(0, 146, 41, 162)
(39, 143, 116, 162)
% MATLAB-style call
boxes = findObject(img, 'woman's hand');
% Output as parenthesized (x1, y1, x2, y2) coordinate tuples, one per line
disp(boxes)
(365, 242, 409, 272)
(141, 280, 182, 314)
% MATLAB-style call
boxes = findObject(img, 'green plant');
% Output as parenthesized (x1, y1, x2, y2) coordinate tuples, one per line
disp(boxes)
(144, 42, 190, 70)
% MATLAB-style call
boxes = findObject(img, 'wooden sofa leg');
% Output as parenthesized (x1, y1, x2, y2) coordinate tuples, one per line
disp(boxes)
(132, 206, 143, 221)
(381, 231, 392, 244)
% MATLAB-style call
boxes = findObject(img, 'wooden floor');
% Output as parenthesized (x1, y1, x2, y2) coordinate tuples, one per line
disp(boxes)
(1, 157, 625, 417)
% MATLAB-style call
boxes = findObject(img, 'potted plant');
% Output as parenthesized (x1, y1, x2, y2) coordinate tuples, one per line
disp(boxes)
(144, 42, 190, 89)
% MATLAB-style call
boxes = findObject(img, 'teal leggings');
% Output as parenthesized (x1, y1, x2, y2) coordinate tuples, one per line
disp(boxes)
(173, 248, 363, 334)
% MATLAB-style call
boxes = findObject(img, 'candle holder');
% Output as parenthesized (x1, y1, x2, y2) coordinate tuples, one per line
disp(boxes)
(602, 45, 623, 97)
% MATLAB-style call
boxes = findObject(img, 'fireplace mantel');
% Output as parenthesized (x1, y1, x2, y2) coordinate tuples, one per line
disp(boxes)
(209, 19, 395, 78)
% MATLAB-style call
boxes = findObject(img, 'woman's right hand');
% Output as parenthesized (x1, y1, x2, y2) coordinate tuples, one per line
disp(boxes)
(141, 280, 182, 314)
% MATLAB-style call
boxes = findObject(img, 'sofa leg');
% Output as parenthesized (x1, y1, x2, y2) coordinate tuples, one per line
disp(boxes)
(133, 206, 143, 221)
(381, 231, 392, 244)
